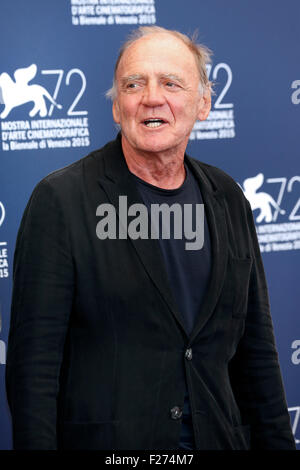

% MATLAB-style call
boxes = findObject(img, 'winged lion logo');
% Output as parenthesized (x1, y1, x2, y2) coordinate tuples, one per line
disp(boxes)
(242, 173, 285, 223)
(0, 64, 62, 119)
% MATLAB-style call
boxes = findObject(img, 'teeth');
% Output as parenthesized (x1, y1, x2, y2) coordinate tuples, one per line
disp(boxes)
(146, 121, 162, 128)
(144, 120, 164, 128)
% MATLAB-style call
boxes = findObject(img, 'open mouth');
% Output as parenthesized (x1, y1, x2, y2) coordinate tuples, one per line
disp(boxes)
(143, 118, 166, 128)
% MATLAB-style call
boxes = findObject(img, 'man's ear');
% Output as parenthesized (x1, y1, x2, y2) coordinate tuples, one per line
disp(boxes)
(197, 90, 211, 121)
(112, 100, 120, 124)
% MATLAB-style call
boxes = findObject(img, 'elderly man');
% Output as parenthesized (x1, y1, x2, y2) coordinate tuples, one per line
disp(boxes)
(6, 26, 295, 450)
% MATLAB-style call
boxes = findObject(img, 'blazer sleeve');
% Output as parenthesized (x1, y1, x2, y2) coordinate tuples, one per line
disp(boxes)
(5, 179, 74, 449)
(228, 198, 296, 449)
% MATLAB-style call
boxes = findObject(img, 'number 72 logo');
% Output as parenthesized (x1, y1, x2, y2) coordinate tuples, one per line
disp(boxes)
(41, 68, 88, 116)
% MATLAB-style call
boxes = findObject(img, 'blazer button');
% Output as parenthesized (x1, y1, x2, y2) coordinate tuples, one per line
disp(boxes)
(170, 406, 182, 420)
(185, 348, 192, 360)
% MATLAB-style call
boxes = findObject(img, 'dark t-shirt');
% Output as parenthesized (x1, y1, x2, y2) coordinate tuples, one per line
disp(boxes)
(131, 163, 212, 450)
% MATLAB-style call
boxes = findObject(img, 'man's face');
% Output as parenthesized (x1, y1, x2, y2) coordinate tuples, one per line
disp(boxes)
(112, 33, 211, 156)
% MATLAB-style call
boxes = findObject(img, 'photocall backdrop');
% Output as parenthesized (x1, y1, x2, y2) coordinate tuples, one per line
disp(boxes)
(0, 0, 299, 450)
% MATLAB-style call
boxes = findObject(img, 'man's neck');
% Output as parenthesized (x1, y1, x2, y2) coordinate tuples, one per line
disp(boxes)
(121, 135, 186, 190)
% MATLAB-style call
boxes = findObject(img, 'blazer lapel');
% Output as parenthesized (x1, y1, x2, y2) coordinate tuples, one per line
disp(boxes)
(186, 157, 229, 343)
(97, 135, 188, 337)
(96, 135, 229, 341)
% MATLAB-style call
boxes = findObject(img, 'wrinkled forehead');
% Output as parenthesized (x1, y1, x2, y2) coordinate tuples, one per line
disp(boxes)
(116, 33, 199, 80)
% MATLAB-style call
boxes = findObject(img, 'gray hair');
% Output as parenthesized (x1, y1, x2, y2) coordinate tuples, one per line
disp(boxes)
(106, 26, 213, 101)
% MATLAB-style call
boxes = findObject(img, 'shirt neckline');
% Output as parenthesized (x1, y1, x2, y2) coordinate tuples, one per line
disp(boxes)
(130, 164, 189, 196)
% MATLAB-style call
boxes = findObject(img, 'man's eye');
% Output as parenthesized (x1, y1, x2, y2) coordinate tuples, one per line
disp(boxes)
(127, 83, 140, 89)
(165, 82, 179, 89)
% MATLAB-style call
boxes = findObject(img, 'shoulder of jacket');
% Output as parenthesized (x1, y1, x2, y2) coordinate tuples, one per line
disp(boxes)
(34, 138, 115, 192)
(189, 156, 249, 207)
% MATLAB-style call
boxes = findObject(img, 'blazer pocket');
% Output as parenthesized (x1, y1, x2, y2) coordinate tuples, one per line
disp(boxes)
(230, 256, 252, 318)
(60, 420, 119, 450)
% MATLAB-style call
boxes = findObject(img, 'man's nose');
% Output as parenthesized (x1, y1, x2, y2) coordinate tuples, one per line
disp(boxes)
(141, 82, 165, 107)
